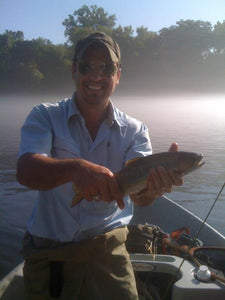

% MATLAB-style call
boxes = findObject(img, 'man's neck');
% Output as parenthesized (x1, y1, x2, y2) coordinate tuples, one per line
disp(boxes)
(75, 95, 110, 140)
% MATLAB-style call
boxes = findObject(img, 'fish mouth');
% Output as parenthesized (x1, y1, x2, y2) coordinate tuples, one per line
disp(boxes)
(196, 153, 205, 168)
(189, 154, 205, 173)
(195, 161, 205, 169)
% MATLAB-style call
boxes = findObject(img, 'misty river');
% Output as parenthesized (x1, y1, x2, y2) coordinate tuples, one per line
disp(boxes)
(0, 92, 225, 279)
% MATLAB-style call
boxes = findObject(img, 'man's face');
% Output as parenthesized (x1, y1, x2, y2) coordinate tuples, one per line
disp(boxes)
(72, 43, 121, 106)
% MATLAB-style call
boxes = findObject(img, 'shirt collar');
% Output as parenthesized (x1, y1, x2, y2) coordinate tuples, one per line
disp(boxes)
(68, 93, 82, 121)
(68, 92, 126, 128)
(109, 102, 128, 127)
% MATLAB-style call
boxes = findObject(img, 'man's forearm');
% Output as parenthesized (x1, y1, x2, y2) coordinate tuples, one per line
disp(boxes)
(16, 153, 82, 190)
(16, 153, 125, 208)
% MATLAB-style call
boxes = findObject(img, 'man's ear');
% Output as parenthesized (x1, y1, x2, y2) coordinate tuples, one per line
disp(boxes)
(71, 64, 76, 79)
(116, 68, 121, 85)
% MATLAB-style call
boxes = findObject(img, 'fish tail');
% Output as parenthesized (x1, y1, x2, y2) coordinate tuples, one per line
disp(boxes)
(71, 184, 83, 207)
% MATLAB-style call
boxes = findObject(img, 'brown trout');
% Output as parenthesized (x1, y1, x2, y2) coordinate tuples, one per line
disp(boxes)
(71, 151, 204, 207)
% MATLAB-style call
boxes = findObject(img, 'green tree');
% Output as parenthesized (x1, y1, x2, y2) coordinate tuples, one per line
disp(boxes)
(213, 21, 225, 53)
(37, 43, 71, 88)
(134, 27, 157, 63)
(10, 39, 43, 87)
(0, 30, 24, 48)
(159, 20, 213, 63)
(62, 5, 116, 45)
(0, 30, 24, 72)
(154, 19, 213, 82)
(135, 27, 156, 44)
(1, 8, 225, 93)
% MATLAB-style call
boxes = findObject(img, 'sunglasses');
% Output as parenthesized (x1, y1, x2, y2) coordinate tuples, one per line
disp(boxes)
(77, 60, 118, 78)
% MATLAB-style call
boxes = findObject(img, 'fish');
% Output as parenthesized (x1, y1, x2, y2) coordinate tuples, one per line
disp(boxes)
(71, 151, 204, 207)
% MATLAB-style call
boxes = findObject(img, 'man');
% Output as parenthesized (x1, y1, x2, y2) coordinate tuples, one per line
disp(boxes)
(17, 32, 183, 299)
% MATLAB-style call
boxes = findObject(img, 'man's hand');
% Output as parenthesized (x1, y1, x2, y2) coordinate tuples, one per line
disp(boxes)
(72, 160, 124, 209)
(130, 142, 183, 206)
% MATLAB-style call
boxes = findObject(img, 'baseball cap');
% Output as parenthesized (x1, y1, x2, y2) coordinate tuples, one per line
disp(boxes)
(73, 32, 121, 64)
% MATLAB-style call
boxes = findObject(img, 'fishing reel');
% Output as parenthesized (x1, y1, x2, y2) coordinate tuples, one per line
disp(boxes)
(177, 233, 202, 248)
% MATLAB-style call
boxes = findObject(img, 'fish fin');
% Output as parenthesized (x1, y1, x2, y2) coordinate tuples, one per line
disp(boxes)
(71, 194, 83, 207)
(125, 157, 141, 166)
(71, 184, 83, 207)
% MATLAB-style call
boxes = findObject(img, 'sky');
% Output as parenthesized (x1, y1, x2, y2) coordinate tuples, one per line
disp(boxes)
(1, 0, 225, 44)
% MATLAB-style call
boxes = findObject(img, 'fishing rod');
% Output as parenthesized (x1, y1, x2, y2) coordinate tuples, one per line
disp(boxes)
(162, 181, 225, 300)
(163, 240, 225, 284)
(193, 181, 225, 241)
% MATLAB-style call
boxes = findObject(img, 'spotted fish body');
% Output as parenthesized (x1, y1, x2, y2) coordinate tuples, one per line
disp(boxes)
(116, 151, 204, 196)
(71, 151, 204, 207)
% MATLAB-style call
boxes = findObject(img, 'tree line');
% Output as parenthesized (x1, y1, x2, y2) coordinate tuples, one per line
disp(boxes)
(1, 5, 225, 94)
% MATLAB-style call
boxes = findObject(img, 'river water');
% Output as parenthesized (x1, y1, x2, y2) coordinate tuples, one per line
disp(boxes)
(0, 93, 225, 278)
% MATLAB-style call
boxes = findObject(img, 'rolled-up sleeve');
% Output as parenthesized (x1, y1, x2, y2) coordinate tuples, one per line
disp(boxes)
(18, 105, 53, 158)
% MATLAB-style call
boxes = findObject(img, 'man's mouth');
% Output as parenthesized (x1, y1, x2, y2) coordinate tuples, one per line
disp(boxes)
(87, 84, 102, 91)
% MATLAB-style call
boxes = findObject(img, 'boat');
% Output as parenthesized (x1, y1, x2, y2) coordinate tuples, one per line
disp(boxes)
(130, 196, 225, 299)
(0, 195, 225, 299)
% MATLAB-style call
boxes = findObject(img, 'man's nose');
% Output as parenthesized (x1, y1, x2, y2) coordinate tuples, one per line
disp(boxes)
(89, 67, 104, 80)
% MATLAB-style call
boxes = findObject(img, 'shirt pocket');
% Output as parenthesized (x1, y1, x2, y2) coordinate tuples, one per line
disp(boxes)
(52, 136, 81, 159)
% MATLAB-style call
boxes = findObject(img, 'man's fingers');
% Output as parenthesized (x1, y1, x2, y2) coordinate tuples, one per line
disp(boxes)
(156, 166, 173, 193)
(147, 169, 164, 196)
(89, 176, 125, 209)
(169, 170, 184, 186)
(99, 184, 111, 203)
(108, 177, 124, 209)
(147, 167, 177, 194)
(169, 142, 178, 152)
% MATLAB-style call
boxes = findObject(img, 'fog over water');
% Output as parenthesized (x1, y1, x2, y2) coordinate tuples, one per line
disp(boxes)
(116, 93, 225, 233)
(0, 92, 225, 278)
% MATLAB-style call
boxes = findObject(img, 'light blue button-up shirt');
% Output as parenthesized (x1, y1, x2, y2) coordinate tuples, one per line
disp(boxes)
(19, 94, 152, 242)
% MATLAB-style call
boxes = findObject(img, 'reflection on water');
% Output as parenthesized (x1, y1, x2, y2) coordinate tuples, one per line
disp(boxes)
(0, 93, 225, 278)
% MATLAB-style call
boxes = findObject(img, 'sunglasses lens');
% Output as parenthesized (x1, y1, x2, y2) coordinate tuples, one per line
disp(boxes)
(78, 61, 117, 77)
(105, 63, 117, 77)
(78, 61, 90, 75)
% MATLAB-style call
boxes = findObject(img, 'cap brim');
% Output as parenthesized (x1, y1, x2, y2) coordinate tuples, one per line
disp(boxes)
(77, 41, 119, 63)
